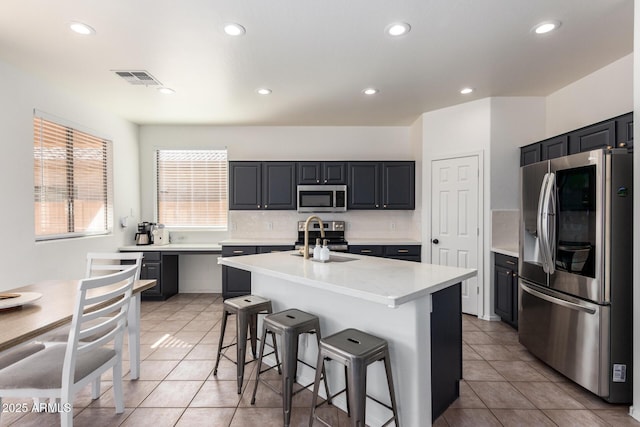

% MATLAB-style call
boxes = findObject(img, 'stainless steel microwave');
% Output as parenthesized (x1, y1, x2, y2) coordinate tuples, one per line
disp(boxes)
(297, 185, 347, 213)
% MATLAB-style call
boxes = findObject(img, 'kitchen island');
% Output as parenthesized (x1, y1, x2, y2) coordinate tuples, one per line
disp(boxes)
(218, 251, 476, 425)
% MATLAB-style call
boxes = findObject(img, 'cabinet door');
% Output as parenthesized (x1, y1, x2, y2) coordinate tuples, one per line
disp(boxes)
(141, 262, 162, 297)
(494, 265, 513, 322)
(616, 112, 633, 150)
(257, 245, 294, 254)
(520, 144, 541, 166)
(382, 162, 415, 209)
(541, 136, 568, 160)
(262, 162, 297, 210)
(323, 162, 347, 184)
(229, 162, 262, 210)
(347, 162, 380, 209)
(383, 245, 421, 262)
(297, 162, 322, 184)
(222, 266, 251, 299)
(569, 121, 615, 154)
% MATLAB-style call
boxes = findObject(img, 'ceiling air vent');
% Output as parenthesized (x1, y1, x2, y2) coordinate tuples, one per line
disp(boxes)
(113, 70, 162, 86)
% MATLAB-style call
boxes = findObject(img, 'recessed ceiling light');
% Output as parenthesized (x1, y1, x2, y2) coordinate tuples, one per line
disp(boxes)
(157, 87, 175, 95)
(257, 88, 272, 95)
(224, 23, 246, 36)
(69, 22, 95, 35)
(363, 88, 379, 95)
(532, 20, 561, 35)
(386, 22, 411, 37)
(460, 87, 474, 95)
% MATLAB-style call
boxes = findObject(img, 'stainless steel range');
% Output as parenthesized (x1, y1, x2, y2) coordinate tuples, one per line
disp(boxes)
(294, 220, 348, 252)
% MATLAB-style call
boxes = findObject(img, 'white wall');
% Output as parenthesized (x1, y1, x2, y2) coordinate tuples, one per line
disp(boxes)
(489, 97, 546, 210)
(0, 59, 140, 290)
(546, 54, 633, 137)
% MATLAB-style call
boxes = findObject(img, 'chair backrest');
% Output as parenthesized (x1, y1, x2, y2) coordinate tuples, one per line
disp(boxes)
(85, 252, 143, 280)
(63, 264, 138, 386)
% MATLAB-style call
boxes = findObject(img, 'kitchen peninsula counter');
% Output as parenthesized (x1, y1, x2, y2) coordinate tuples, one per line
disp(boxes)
(218, 251, 476, 425)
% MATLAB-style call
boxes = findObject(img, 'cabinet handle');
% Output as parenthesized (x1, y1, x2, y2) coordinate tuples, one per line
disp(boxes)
(619, 142, 627, 147)
(512, 272, 518, 278)
(264, 205, 268, 208)
(324, 179, 327, 183)
(383, 204, 387, 208)
(361, 249, 372, 253)
(505, 260, 516, 265)
(316, 179, 320, 183)
(233, 250, 244, 254)
(257, 204, 261, 208)
(375, 204, 379, 208)
(397, 249, 409, 253)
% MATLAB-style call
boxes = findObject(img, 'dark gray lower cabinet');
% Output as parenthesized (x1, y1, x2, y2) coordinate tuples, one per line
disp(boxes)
(431, 282, 462, 421)
(494, 253, 518, 329)
(349, 244, 421, 262)
(134, 251, 178, 301)
(221, 245, 294, 299)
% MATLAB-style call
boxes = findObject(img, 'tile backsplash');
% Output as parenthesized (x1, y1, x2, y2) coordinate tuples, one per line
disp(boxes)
(228, 210, 421, 241)
(491, 209, 519, 249)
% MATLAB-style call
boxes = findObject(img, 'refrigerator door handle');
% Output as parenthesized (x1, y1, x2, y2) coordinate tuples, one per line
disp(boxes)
(521, 281, 596, 315)
(544, 172, 556, 275)
(537, 173, 551, 273)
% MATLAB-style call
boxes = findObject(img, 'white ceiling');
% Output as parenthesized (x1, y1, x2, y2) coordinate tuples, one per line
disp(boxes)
(0, 0, 633, 126)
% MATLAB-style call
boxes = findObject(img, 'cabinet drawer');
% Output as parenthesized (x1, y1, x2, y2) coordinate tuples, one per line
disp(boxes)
(348, 245, 383, 257)
(495, 253, 518, 270)
(384, 245, 421, 257)
(222, 246, 258, 257)
(142, 251, 161, 261)
(258, 245, 294, 253)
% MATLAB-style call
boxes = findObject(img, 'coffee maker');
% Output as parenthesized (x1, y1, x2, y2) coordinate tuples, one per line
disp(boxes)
(135, 222, 154, 245)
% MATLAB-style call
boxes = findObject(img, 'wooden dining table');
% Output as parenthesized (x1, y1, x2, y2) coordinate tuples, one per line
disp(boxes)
(0, 279, 156, 379)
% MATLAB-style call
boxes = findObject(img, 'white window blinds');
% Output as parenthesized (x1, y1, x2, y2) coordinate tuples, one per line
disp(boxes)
(156, 150, 228, 228)
(33, 116, 113, 240)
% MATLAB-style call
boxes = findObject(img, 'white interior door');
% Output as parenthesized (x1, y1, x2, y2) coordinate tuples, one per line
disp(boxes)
(431, 155, 479, 315)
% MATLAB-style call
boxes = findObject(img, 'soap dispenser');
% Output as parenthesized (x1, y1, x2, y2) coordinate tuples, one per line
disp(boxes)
(320, 239, 330, 261)
(313, 238, 322, 260)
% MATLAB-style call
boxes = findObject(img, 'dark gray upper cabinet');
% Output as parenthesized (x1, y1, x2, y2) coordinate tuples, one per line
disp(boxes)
(262, 162, 297, 210)
(297, 162, 346, 184)
(347, 161, 415, 210)
(616, 112, 633, 150)
(229, 162, 262, 210)
(520, 144, 541, 166)
(569, 121, 615, 154)
(347, 162, 381, 209)
(229, 161, 296, 210)
(382, 162, 415, 209)
(520, 112, 633, 166)
(540, 135, 568, 160)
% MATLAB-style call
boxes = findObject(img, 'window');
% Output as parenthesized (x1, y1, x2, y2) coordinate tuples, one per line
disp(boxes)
(33, 115, 113, 240)
(156, 149, 228, 228)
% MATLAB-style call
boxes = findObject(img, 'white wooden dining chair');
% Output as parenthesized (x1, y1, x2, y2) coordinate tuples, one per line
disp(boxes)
(85, 252, 143, 280)
(0, 264, 138, 427)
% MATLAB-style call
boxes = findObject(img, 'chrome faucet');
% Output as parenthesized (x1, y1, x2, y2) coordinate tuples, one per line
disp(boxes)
(303, 215, 325, 259)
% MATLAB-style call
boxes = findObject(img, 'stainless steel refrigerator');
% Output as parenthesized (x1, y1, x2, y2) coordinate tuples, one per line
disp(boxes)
(518, 148, 633, 403)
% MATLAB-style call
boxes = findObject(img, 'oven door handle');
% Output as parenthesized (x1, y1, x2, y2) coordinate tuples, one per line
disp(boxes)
(521, 282, 596, 315)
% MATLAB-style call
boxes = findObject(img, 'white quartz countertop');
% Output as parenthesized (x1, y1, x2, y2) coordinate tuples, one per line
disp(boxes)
(218, 251, 476, 308)
(219, 239, 295, 246)
(119, 243, 222, 252)
(347, 238, 421, 246)
(491, 246, 519, 258)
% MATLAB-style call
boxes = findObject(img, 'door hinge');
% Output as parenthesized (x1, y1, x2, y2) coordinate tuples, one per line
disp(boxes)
(477, 286, 479, 294)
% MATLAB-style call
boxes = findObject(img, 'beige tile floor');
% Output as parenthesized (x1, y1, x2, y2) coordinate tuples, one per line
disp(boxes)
(1, 293, 639, 426)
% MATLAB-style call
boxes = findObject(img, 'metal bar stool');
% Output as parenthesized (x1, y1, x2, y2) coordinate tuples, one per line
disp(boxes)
(213, 295, 280, 394)
(251, 309, 331, 427)
(309, 328, 400, 427)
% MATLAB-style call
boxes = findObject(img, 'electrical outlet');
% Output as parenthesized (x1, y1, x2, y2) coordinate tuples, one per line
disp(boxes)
(390, 222, 396, 231)
(231, 222, 237, 231)
(267, 222, 273, 230)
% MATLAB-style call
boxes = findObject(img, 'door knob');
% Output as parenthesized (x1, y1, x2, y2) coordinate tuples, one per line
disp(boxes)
(432, 239, 439, 244)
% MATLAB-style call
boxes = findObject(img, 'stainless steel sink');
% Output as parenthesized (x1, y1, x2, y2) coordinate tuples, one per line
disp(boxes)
(290, 253, 357, 263)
